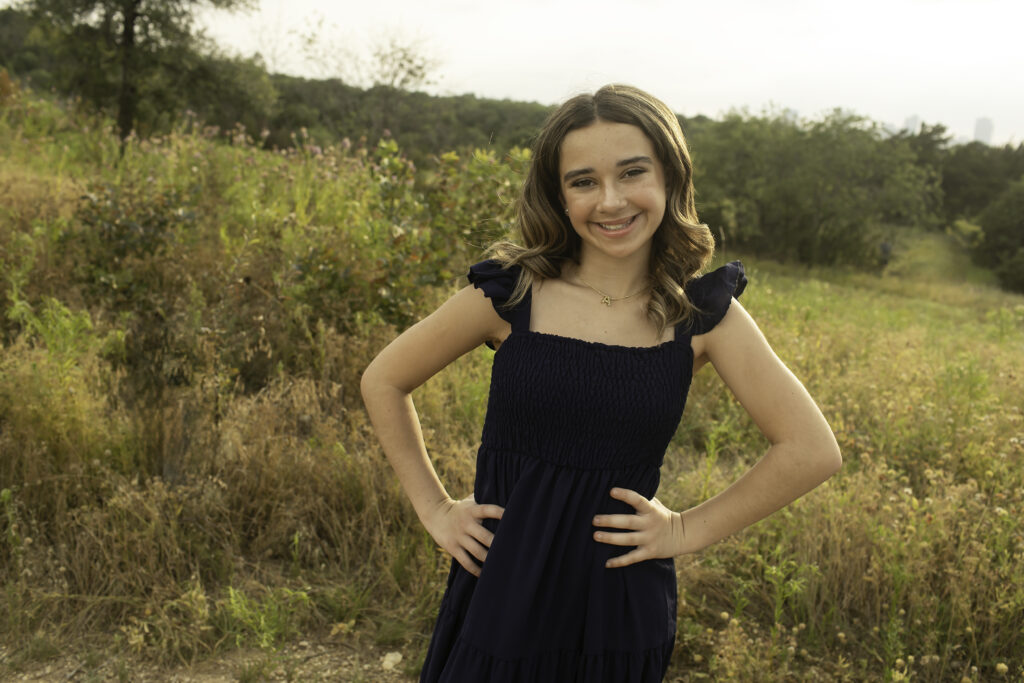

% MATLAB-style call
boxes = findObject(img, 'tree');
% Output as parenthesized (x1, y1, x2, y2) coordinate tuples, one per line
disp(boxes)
(943, 141, 1024, 221)
(690, 108, 940, 266)
(975, 178, 1024, 292)
(25, 0, 254, 143)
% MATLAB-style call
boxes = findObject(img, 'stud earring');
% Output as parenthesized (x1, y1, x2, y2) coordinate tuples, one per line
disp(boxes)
(564, 208, 569, 215)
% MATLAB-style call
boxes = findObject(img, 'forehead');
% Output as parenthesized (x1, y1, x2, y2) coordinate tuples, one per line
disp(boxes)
(558, 121, 656, 173)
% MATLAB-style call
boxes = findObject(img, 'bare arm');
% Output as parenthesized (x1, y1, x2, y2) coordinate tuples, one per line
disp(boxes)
(594, 299, 842, 565)
(679, 298, 842, 552)
(360, 284, 510, 575)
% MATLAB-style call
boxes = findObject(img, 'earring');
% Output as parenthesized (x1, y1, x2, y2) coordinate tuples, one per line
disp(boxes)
(564, 208, 569, 215)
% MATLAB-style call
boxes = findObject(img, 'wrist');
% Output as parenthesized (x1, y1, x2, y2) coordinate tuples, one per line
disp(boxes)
(677, 508, 708, 555)
(672, 511, 687, 557)
(416, 495, 453, 531)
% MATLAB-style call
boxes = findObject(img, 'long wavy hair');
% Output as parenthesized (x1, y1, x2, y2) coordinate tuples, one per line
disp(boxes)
(488, 84, 715, 334)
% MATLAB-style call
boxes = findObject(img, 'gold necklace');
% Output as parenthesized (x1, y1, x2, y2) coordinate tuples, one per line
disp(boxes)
(574, 274, 650, 307)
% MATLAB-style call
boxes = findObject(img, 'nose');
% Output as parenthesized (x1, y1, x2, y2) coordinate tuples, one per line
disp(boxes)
(597, 183, 627, 212)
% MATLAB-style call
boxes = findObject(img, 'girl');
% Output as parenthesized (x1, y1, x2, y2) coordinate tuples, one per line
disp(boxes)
(361, 84, 841, 682)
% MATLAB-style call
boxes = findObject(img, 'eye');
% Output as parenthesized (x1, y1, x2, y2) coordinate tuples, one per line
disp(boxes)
(569, 177, 595, 188)
(623, 167, 647, 178)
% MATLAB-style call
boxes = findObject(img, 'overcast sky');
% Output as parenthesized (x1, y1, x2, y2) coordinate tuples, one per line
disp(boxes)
(155, 0, 1024, 145)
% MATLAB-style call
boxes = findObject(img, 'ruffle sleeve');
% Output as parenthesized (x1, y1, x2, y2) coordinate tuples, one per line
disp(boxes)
(467, 260, 529, 347)
(683, 260, 747, 336)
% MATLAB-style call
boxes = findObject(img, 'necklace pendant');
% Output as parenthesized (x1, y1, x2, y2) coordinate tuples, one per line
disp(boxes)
(600, 295, 612, 306)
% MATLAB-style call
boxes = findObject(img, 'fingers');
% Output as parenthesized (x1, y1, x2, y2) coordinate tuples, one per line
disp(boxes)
(467, 495, 504, 520)
(453, 549, 481, 577)
(449, 498, 503, 575)
(467, 523, 495, 549)
(605, 548, 646, 569)
(475, 503, 505, 520)
(608, 487, 650, 509)
(595, 488, 682, 568)
(592, 513, 642, 530)
(449, 533, 489, 577)
(593, 529, 640, 546)
(465, 536, 489, 564)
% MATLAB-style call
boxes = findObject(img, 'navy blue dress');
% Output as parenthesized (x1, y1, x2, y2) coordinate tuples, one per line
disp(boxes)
(420, 259, 747, 683)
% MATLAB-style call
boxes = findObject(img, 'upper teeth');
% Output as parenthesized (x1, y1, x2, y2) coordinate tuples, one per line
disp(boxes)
(599, 220, 631, 230)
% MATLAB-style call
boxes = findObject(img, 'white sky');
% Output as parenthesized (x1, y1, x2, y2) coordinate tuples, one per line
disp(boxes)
(194, 0, 1023, 146)
(5, 0, 1015, 145)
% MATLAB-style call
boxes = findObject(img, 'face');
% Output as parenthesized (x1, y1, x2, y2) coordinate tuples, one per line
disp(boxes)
(558, 120, 666, 264)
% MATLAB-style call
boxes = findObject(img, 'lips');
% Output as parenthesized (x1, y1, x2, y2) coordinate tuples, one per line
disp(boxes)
(593, 214, 637, 234)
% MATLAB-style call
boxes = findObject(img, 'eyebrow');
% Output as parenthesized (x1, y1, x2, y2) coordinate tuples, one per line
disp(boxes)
(562, 156, 655, 183)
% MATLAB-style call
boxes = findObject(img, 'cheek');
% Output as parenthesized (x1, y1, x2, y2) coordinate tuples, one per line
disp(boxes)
(566, 199, 588, 221)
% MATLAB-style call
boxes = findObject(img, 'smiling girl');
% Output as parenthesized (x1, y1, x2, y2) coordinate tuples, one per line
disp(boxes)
(360, 84, 841, 682)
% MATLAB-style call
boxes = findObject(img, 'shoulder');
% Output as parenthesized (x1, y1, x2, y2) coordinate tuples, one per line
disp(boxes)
(440, 280, 512, 347)
(467, 259, 522, 307)
(467, 260, 530, 345)
(684, 260, 748, 336)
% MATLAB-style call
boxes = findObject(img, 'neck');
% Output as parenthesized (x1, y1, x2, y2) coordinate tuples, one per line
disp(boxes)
(573, 247, 651, 297)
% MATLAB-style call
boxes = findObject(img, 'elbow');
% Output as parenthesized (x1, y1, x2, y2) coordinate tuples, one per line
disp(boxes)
(360, 358, 410, 409)
(783, 431, 841, 485)
(359, 360, 380, 406)
(819, 434, 843, 480)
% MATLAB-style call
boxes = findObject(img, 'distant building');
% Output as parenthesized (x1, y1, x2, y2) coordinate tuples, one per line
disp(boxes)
(903, 115, 920, 134)
(882, 122, 902, 137)
(974, 118, 994, 145)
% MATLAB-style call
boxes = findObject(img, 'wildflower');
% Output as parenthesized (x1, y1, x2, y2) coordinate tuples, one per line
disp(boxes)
(995, 662, 1009, 675)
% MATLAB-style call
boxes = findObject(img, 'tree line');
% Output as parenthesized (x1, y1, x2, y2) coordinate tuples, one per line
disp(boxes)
(1, 2, 1023, 290)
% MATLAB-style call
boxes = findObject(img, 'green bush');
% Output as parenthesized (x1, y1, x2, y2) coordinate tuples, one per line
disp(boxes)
(691, 109, 940, 267)
(974, 178, 1024, 292)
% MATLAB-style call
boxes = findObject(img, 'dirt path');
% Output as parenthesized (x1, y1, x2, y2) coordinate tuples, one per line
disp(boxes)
(1, 637, 419, 682)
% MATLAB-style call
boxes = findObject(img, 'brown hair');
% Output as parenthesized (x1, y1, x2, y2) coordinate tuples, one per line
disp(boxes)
(488, 83, 715, 334)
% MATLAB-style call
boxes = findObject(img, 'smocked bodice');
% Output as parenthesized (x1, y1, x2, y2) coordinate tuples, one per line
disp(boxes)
(481, 331, 691, 470)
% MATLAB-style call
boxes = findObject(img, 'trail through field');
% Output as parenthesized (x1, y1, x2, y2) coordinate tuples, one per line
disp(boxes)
(1, 637, 417, 682)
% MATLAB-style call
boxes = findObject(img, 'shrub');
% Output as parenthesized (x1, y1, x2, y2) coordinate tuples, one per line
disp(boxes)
(974, 178, 1024, 292)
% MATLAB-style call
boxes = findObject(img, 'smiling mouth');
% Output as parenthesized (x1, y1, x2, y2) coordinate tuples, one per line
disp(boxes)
(595, 215, 637, 232)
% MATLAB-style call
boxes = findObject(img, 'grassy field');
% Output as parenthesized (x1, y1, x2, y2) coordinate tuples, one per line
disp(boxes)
(1, 88, 1023, 681)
